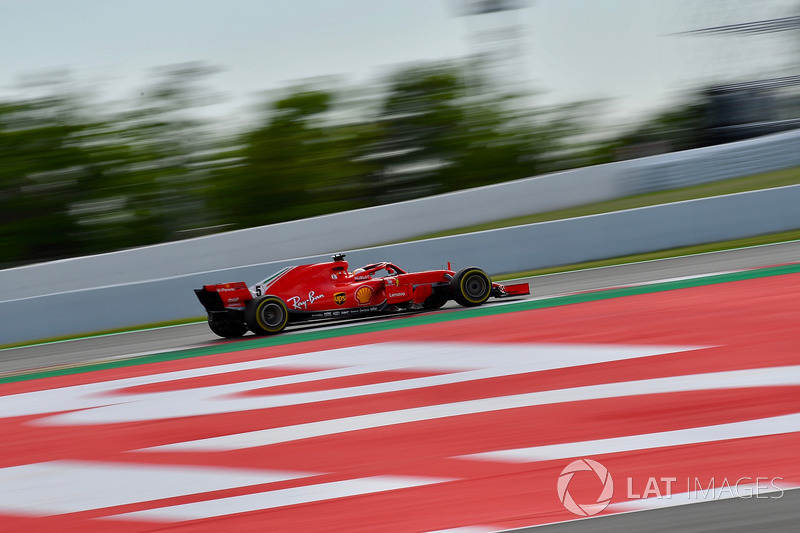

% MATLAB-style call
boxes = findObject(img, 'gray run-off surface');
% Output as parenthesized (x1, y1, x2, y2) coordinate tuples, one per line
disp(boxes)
(4, 185, 800, 345)
(3, 240, 797, 375)
(515, 488, 800, 533)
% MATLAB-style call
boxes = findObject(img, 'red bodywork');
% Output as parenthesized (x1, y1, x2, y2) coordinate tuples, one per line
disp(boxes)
(195, 256, 530, 337)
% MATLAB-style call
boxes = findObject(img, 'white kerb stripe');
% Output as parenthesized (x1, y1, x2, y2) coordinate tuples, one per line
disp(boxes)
(461, 413, 800, 463)
(105, 475, 453, 523)
(141, 365, 800, 452)
(0, 461, 314, 516)
(22, 342, 703, 425)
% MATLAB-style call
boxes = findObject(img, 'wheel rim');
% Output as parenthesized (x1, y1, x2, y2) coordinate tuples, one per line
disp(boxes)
(464, 274, 488, 299)
(260, 302, 284, 328)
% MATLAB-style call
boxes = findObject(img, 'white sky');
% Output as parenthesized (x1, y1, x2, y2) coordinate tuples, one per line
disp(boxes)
(1, 0, 797, 128)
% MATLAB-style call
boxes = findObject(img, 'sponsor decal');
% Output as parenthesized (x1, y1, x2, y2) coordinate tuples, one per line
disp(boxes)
(334, 292, 346, 305)
(387, 291, 407, 299)
(331, 274, 338, 280)
(385, 278, 397, 286)
(287, 291, 324, 310)
(355, 285, 374, 305)
(333, 306, 380, 316)
(354, 274, 371, 281)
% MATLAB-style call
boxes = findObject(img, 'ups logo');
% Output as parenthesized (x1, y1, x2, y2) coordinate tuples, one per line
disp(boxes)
(333, 292, 346, 305)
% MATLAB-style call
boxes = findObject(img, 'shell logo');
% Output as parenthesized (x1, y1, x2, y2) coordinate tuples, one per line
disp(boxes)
(355, 285, 373, 305)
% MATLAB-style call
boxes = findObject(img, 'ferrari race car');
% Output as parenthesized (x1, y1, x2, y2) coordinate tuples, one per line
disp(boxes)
(194, 254, 530, 338)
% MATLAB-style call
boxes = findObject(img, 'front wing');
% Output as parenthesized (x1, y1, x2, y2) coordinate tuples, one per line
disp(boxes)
(491, 281, 530, 298)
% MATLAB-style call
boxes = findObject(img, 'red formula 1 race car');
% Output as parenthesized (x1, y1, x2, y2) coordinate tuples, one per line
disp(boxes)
(194, 254, 530, 338)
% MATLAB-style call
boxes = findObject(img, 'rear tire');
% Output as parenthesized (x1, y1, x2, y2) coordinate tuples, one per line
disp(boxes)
(245, 295, 289, 335)
(208, 317, 248, 338)
(450, 267, 491, 307)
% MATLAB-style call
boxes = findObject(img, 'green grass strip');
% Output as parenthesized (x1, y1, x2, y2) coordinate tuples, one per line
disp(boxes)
(0, 319, 207, 351)
(3, 262, 798, 385)
(494, 234, 800, 279)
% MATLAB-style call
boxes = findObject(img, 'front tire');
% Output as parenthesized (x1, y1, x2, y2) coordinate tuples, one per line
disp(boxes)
(245, 295, 289, 335)
(450, 267, 491, 307)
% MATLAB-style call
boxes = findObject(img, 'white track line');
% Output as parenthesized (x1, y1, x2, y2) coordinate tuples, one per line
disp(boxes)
(0, 461, 313, 516)
(105, 475, 453, 523)
(461, 413, 800, 463)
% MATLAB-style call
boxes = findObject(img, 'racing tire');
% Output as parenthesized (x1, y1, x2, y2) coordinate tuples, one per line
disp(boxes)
(208, 317, 248, 339)
(450, 267, 491, 307)
(245, 295, 289, 335)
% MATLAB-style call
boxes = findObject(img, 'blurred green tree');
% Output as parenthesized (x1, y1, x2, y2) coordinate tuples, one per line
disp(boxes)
(0, 91, 90, 264)
(79, 62, 222, 249)
(0, 64, 224, 266)
(211, 86, 373, 229)
(605, 94, 711, 161)
(367, 62, 597, 203)
(1, 60, 608, 267)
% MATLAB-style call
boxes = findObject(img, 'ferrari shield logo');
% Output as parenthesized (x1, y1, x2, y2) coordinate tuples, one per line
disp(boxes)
(334, 292, 346, 305)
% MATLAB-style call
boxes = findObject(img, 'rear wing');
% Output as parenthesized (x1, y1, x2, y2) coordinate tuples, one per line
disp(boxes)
(195, 282, 253, 310)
